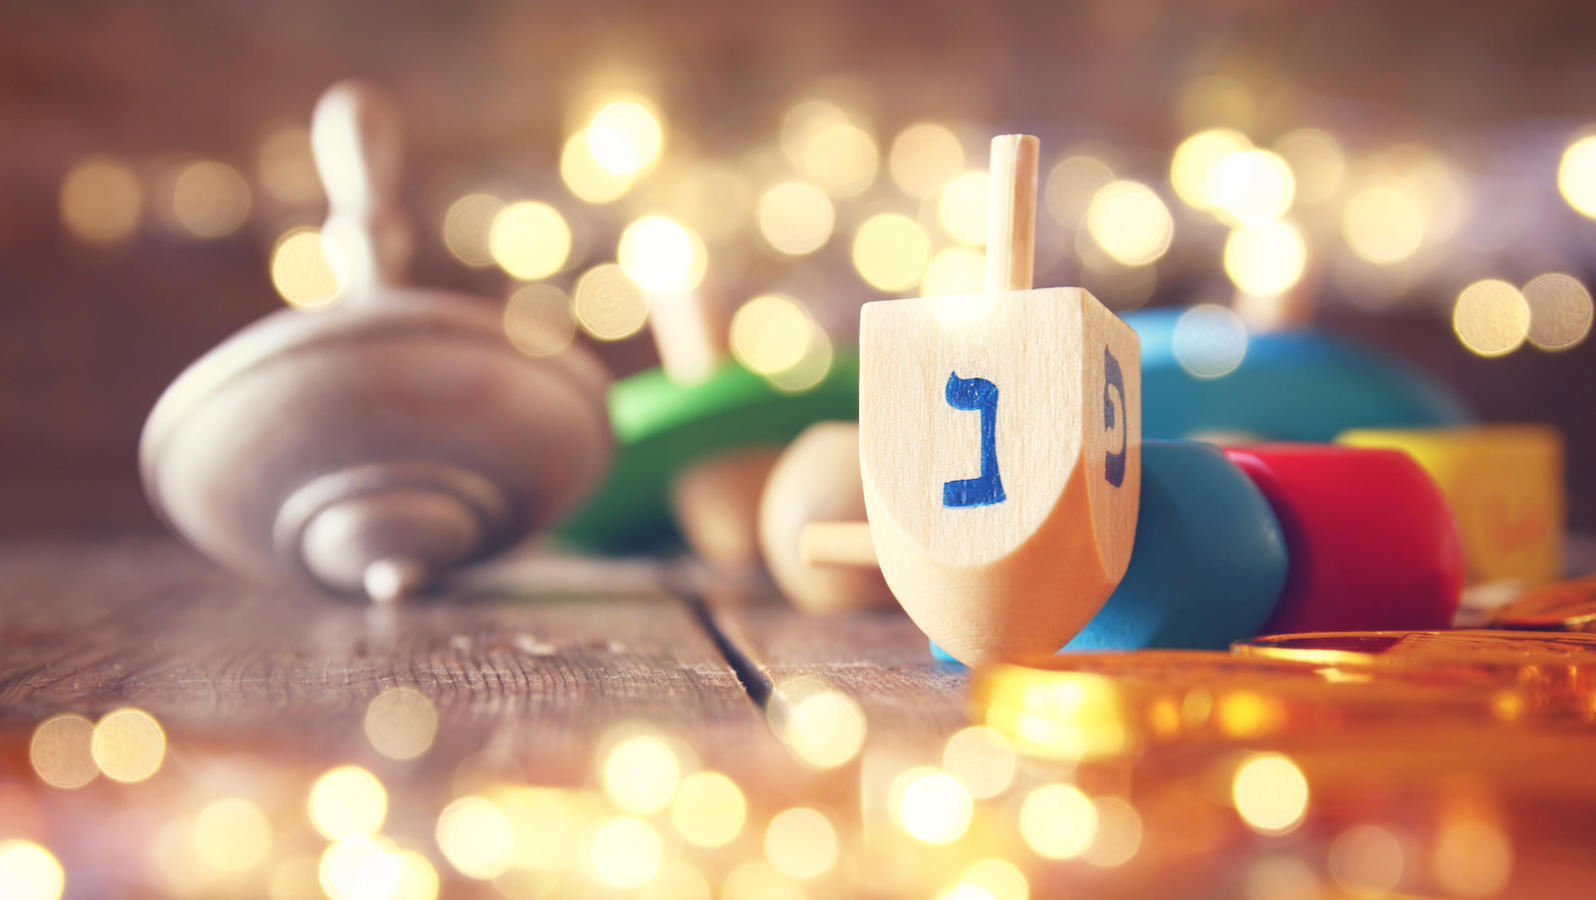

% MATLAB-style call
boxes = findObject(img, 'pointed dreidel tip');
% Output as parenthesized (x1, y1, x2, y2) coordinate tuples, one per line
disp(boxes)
(985, 134, 1040, 294)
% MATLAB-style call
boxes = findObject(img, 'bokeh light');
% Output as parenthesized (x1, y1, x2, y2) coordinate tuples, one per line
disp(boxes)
(852, 212, 932, 292)
(1082, 797, 1142, 868)
(1522, 272, 1593, 351)
(1433, 817, 1512, 897)
(771, 678, 867, 769)
(587, 99, 664, 177)
(1086, 180, 1173, 266)
(504, 283, 578, 356)
(436, 796, 513, 879)
(589, 816, 664, 888)
(941, 725, 1016, 799)
(1342, 186, 1426, 265)
(562, 129, 635, 203)
(671, 770, 747, 848)
(730, 294, 814, 375)
(363, 686, 439, 760)
(780, 100, 849, 169)
(490, 201, 572, 280)
(1232, 753, 1309, 834)
(757, 181, 835, 255)
(890, 123, 965, 197)
(1211, 149, 1294, 224)
(1224, 219, 1306, 296)
(1327, 824, 1406, 897)
(194, 797, 274, 873)
(319, 836, 401, 900)
(1018, 783, 1097, 859)
(573, 263, 650, 340)
(0, 841, 64, 900)
(271, 227, 342, 309)
(91, 707, 165, 783)
(60, 157, 143, 244)
(441, 193, 505, 267)
(602, 733, 681, 814)
(800, 120, 879, 197)
(30, 713, 98, 789)
(921, 246, 986, 297)
(1045, 154, 1115, 226)
(766, 327, 835, 394)
(894, 769, 973, 844)
(392, 850, 440, 900)
(1453, 279, 1530, 357)
(939, 171, 990, 245)
(955, 858, 1028, 900)
(168, 159, 251, 238)
(1275, 128, 1346, 205)
(1170, 129, 1250, 211)
(308, 765, 388, 840)
(764, 807, 838, 879)
(618, 216, 705, 291)
(1556, 132, 1596, 218)
(1172, 304, 1249, 379)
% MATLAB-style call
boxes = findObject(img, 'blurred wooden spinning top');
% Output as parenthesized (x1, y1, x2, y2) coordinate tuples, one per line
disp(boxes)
(141, 81, 613, 601)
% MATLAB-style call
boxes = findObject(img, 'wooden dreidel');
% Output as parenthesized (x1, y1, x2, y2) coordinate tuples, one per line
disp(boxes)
(1337, 425, 1564, 584)
(859, 135, 1142, 663)
(556, 290, 859, 563)
(1225, 444, 1466, 633)
(141, 81, 613, 601)
(1126, 308, 1469, 442)
(758, 422, 894, 613)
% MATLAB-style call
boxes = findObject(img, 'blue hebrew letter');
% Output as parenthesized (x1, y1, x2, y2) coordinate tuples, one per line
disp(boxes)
(942, 372, 1006, 508)
(1104, 348, 1127, 487)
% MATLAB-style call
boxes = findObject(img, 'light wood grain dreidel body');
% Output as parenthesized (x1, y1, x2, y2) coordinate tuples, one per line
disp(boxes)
(141, 81, 613, 601)
(859, 136, 1142, 664)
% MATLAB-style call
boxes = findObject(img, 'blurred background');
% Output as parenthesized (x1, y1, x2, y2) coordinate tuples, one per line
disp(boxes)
(4, 0, 1595, 536)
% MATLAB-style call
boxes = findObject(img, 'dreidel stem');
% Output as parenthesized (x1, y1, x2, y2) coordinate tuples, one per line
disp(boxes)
(800, 521, 879, 569)
(984, 134, 1039, 294)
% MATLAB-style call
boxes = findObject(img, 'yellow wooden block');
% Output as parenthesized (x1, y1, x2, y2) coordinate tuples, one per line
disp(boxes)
(859, 287, 1142, 663)
(1337, 425, 1564, 583)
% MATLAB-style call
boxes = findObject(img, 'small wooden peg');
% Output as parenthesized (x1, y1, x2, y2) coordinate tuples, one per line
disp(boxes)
(984, 134, 1039, 293)
(799, 522, 878, 568)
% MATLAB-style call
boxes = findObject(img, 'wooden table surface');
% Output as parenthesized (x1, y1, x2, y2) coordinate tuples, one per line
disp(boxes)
(6, 539, 1596, 900)
(0, 538, 971, 899)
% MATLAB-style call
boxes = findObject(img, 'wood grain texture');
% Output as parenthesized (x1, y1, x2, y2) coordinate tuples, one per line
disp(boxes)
(0, 538, 778, 784)
(707, 600, 968, 744)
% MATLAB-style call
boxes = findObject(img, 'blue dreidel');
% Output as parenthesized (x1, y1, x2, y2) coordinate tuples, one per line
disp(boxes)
(1127, 309, 1469, 442)
(930, 439, 1288, 662)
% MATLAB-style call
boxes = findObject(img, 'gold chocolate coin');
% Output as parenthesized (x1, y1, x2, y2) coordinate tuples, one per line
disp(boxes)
(1489, 575, 1596, 632)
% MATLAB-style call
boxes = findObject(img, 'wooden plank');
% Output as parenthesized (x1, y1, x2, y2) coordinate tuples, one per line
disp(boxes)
(0, 538, 777, 784)
(706, 598, 969, 748)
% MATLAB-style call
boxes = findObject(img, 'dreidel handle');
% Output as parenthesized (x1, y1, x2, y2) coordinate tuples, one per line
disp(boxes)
(984, 134, 1039, 293)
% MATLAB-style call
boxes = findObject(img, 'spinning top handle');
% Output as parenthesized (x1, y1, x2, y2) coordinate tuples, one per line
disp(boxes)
(311, 80, 414, 299)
